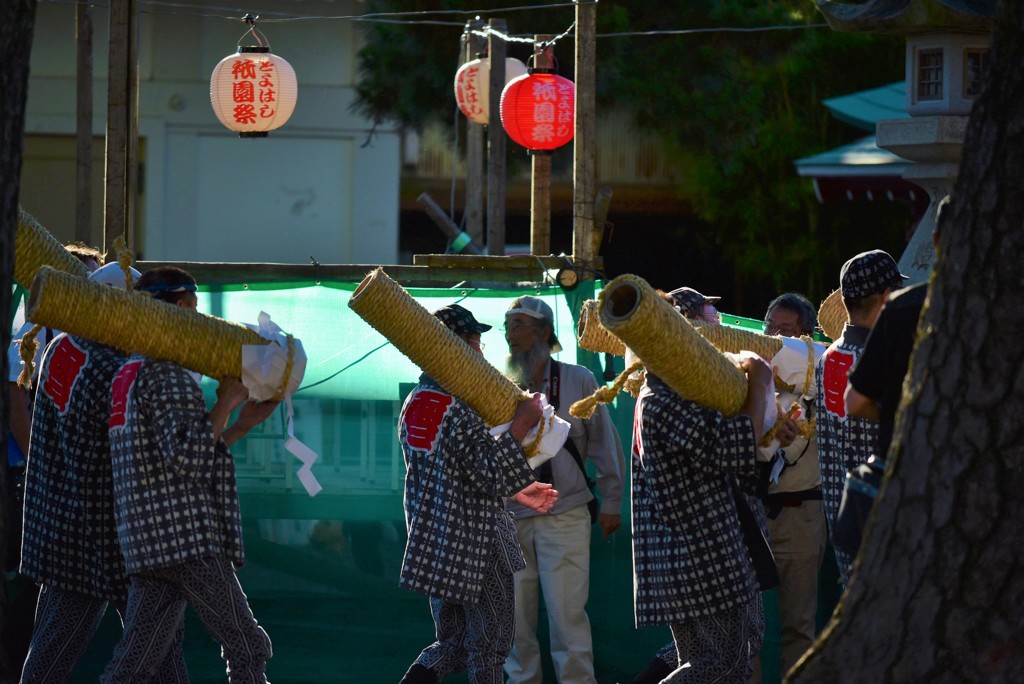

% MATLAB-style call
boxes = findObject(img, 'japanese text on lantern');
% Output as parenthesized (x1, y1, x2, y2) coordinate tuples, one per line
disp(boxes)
(530, 79, 574, 142)
(456, 65, 484, 119)
(230, 58, 278, 125)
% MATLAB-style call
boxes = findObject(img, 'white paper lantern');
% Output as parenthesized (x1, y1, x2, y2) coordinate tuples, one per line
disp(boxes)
(210, 47, 297, 137)
(454, 57, 528, 124)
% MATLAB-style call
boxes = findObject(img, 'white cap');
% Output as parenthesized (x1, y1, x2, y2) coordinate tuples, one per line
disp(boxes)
(88, 262, 141, 290)
(506, 295, 562, 353)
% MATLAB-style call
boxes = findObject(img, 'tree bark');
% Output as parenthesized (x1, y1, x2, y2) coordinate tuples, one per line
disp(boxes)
(789, 2, 1024, 682)
(0, 3, 38, 681)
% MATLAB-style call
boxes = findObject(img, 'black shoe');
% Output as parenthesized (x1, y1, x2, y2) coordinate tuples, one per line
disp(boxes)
(628, 656, 674, 684)
(399, 663, 438, 684)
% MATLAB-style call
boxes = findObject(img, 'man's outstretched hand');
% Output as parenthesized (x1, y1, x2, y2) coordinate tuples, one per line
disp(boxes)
(514, 481, 558, 514)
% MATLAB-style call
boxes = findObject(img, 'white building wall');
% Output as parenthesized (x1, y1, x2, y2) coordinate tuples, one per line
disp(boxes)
(23, 1, 399, 265)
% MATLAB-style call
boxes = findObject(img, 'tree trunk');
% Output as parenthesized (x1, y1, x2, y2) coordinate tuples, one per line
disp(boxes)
(0, 2, 37, 681)
(789, 3, 1024, 682)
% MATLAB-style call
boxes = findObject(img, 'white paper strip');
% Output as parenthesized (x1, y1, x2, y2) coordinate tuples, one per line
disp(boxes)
(284, 400, 322, 497)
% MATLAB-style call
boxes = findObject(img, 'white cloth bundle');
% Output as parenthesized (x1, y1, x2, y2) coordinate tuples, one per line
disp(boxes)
(769, 336, 827, 400)
(241, 311, 320, 497)
(241, 311, 307, 402)
(489, 397, 570, 470)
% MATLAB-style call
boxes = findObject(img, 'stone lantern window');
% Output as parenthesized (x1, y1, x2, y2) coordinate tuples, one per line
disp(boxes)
(906, 34, 989, 115)
(964, 49, 989, 97)
(917, 50, 944, 101)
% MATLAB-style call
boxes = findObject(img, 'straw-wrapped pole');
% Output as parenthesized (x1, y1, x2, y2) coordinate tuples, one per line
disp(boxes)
(598, 274, 748, 417)
(577, 299, 626, 356)
(817, 289, 847, 342)
(27, 266, 269, 379)
(348, 268, 526, 427)
(15, 208, 90, 287)
(691, 320, 783, 360)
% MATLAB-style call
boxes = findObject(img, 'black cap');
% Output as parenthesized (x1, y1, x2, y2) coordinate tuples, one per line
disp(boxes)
(434, 304, 492, 336)
(666, 287, 720, 315)
(840, 250, 908, 298)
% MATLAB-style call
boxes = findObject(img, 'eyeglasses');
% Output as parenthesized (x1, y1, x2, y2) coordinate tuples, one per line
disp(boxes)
(764, 322, 795, 336)
(503, 321, 537, 335)
(464, 337, 485, 352)
(763, 315, 804, 337)
(697, 305, 720, 323)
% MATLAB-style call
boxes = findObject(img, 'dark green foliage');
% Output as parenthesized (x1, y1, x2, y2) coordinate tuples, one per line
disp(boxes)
(354, 1, 908, 302)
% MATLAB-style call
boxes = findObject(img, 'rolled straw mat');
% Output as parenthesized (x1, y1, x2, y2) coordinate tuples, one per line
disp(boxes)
(348, 267, 525, 428)
(817, 289, 846, 342)
(15, 208, 90, 288)
(28, 266, 269, 379)
(599, 274, 747, 417)
(691, 320, 783, 361)
(577, 299, 626, 356)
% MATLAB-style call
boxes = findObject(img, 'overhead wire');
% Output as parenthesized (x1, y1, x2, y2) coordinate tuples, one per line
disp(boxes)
(40, 0, 828, 42)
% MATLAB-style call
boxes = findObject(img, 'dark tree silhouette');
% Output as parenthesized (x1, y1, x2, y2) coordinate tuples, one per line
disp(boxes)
(0, 1, 37, 681)
(789, 1, 1024, 682)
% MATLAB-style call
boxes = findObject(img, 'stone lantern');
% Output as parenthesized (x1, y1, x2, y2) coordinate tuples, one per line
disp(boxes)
(816, 0, 995, 282)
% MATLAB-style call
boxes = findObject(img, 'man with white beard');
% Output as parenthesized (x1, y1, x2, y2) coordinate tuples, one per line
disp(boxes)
(502, 296, 626, 684)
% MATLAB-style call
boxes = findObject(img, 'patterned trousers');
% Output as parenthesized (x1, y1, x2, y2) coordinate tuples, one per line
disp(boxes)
(662, 599, 761, 684)
(102, 556, 272, 684)
(413, 546, 515, 684)
(19, 584, 187, 684)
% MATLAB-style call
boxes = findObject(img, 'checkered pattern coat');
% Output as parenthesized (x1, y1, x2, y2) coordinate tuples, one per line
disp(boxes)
(631, 375, 760, 627)
(399, 377, 535, 604)
(20, 335, 129, 602)
(108, 356, 243, 575)
(815, 325, 879, 574)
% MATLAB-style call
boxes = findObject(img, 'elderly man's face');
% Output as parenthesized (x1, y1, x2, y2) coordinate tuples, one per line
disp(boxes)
(504, 313, 542, 354)
(765, 307, 802, 338)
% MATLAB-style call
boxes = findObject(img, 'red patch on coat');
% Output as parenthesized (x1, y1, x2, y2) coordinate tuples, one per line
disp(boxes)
(403, 389, 455, 453)
(41, 337, 89, 414)
(822, 349, 855, 418)
(109, 360, 143, 429)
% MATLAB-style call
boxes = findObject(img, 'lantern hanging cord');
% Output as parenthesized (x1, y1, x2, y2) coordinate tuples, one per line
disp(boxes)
(469, 20, 576, 50)
(49, 1, 831, 38)
(237, 13, 271, 50)
(104, 0, 588, 23)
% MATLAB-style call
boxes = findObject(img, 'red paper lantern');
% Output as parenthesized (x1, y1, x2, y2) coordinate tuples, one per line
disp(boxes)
(499, 72, 575, 152)
(454, 57, 528, 125)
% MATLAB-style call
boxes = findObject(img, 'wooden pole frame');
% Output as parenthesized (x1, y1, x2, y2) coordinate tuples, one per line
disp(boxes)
(571, 0, 597, 275)
(75, 3, 93, 245)
(486, 18, 507, 256)
(103, 0, 139, 255)
(530, 36, 556, 256)
(464, 20, 487, 249)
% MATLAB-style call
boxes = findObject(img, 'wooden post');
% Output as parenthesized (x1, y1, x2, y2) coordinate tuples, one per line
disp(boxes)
(530, 36, 556, 256)
(487, 18, 507, 256)
(126, 0, 140, 250)
(531, 154, 552, 255)
(464, 20, 487, 249)
(592, 185, 613, 256)
(103, 0, 139, 254)
(572, 0, 597, 275)
(75, 3, 93, 245)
